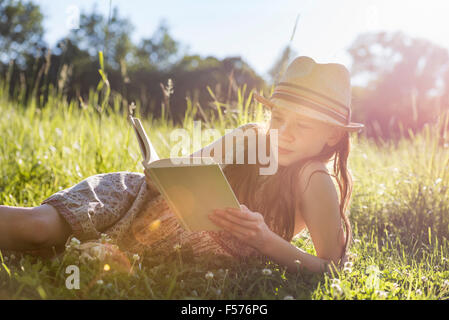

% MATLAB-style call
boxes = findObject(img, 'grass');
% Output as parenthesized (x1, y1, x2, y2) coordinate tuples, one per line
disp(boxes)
(1, 76, 449, 300)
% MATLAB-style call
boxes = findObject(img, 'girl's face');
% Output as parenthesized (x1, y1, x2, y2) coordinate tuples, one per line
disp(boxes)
(268, 106, 344, 167)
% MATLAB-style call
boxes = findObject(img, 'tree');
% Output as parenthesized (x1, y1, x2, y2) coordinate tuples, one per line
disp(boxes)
(132, 19, 181, 72)
(66, 5, 134, 70)
(0, 0, 45, 66)
(348, 31, 449, 139)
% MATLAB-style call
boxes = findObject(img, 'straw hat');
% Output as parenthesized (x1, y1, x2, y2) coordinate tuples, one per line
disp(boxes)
(254, 56, 364, 132)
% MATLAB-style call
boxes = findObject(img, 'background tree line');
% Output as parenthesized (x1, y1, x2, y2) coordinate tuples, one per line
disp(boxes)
(1, 0, 449, 141)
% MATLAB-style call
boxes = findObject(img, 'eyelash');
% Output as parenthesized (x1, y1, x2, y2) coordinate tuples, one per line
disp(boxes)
(273, 116, 307, 128)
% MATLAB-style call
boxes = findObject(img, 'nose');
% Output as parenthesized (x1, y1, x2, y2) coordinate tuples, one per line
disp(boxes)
(277, 121, 295, 143)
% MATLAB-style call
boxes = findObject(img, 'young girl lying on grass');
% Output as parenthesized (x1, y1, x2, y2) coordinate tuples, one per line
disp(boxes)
(0, 56, 364, 273)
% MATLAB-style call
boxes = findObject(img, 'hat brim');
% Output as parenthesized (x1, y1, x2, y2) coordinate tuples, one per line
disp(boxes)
(253, 92, 364, 133)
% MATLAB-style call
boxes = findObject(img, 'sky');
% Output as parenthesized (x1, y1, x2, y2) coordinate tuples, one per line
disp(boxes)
(35, 0, 449, 82)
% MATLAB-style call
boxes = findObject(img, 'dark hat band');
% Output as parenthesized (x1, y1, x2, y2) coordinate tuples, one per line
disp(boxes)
(278, 82, 350, 113)
(270, 92, 350, 125)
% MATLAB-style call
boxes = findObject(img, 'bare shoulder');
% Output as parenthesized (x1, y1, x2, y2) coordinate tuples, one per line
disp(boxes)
(297, 160, 331, 196)
(296, 160, 341, 228)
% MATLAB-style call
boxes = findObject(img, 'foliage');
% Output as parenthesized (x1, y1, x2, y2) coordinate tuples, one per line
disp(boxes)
(0, 76, 449, 299)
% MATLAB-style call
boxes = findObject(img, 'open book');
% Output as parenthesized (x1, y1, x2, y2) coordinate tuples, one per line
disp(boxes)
(128, 112, 241, 232)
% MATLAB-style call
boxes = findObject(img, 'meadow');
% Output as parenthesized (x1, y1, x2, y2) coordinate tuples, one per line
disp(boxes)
(0, 72, 449, 300)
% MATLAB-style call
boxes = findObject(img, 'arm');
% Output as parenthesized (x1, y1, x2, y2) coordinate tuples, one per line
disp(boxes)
(209, 162, 346, 274)
(267, 164, 346, 272)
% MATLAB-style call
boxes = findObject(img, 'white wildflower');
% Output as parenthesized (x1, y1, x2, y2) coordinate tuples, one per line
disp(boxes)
(132, 254, 140, 262)
(96, 280, 104, 285)
(294, 259, 301, 266)
(331, 278, 340, 285)
(344, 261, 353, 269)
(421, 276, 428, 282)
(375, 290, 388, 298)
(261, 268, 272, 276)
(416, 289, 423, 295)
(343, 267, 352, 273)
(173, 243, 181, 251)
(330, 283, 343, 296)
(70, 237, 81, 246)
(442, 280, 449, 288)
(99, 233, 113, 244)
(205, 271, 214, 280)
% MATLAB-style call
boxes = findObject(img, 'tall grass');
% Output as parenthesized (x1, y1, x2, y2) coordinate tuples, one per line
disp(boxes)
(0, 69, 449, 299)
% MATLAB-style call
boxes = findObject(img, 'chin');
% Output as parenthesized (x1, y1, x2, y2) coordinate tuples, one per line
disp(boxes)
(277, 155, 296, 167)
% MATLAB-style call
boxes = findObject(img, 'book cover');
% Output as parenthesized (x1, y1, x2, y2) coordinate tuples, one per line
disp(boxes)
(128, 109, 241, 232)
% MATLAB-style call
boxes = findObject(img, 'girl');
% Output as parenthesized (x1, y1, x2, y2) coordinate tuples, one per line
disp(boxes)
(0, 56, 364, 273)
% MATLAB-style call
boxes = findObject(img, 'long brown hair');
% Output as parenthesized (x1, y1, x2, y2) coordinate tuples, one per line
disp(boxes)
(222, 123, 353, 266)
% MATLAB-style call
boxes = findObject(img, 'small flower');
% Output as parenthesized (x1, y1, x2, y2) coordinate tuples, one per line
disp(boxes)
(132, 254, 140, 262)
(415, 289, 422, 295)
(294, 259, 301, 266)
(375, 290, 388, 298)
(100, 233, 112, 243)
(173, 243, 181, 251)
(71, 237, 81, 245)
(421, 276, 428, 282)
(331, 278, 340, 285)
(330, 283, 343, 296)
(96, 280, 104, 285)
(103, 264, 111, 271)
(343, 267, 352, 273)
(205, 271, 214, 280)
(261, 268, 272, 276)
(353, 239, 361, 244)
(283, 295, 294, 300)
(344, 261, 353, 268)
(442, 280, 449, 288)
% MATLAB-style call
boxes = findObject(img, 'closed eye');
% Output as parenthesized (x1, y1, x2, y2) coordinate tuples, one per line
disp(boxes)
(297, 122, 310, 129)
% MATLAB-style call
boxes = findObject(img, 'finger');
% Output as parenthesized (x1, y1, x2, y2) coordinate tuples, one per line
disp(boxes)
(209, 214, 256, 235)
(211, 211, 258, 229)
(221, 207, 259, 221)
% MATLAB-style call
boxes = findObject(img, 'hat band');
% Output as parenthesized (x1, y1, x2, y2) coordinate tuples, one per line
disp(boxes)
(278, 82, 350, 113)
(270, 92, 349, 125)
(274, 87, 349, 118)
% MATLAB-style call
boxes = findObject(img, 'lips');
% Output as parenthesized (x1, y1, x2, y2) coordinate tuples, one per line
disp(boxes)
(278, 146, 293, 154)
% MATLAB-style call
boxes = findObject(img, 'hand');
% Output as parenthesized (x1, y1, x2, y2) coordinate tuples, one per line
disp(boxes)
(208, 204, 272, 252)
